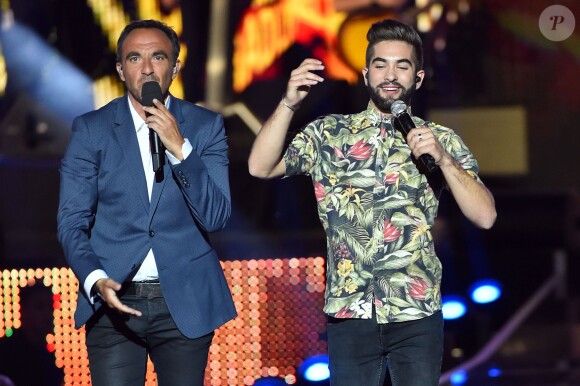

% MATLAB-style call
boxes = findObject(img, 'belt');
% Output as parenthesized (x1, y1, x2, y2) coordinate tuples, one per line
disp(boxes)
(122, 279, 163, 298)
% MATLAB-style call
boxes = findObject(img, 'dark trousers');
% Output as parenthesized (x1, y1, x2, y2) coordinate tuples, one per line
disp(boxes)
(327, 311, 443, 386)
(85, 282, 213, 386)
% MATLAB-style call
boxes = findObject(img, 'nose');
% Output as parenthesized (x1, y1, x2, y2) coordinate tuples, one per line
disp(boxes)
(384, 67, 397, 82)
(141, 58, 154, 76)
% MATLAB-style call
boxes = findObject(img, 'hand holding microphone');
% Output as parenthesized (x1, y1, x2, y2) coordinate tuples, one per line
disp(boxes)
(391, 100, 439, 174)
(142, 81, 164, 173)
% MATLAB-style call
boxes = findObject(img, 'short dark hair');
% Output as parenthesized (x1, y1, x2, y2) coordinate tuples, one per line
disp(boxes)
(116, 19, 180, 65)
(365, 19, 423, 70)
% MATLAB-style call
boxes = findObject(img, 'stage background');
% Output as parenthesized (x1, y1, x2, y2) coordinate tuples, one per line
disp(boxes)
(0, 0, 579, 385)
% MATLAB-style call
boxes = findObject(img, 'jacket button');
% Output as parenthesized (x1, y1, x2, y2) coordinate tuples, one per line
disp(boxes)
(149, 230, 155, 237)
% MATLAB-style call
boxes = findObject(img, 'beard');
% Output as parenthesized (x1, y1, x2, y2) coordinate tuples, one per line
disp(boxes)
(367, 81, 416, 114)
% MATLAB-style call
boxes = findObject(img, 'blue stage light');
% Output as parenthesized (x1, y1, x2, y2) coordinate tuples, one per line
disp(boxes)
(441, 296, 467, 320)
(488, 367, 502, 378)
(470, 279, 502, 304)
(450, 370, 468, 384)
(298, 354, 330, 382)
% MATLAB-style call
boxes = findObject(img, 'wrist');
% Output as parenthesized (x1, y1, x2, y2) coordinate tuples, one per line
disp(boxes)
(438, 153, 457, 169)
(281, 97, 300, 112)
(90, 282, 103, 300)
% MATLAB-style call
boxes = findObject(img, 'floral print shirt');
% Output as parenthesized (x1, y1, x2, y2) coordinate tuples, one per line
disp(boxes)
(283, 102, 481, 323)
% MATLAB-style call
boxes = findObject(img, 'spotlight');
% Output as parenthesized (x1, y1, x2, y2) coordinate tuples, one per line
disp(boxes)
(469, 279, 501, 304)
(441, 295, 467, 320)
(450, 370, 468, 385)
(0, 18, 94, 125)
(298, 354, 330, 383)
(488, 367, 502, 378)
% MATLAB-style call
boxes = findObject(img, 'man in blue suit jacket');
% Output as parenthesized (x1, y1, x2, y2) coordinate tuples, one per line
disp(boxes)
(57, 19, 236, 386)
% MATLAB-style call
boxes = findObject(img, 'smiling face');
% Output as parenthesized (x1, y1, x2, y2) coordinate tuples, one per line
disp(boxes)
(115, 27, 180, 113)
(362, 40, 424, 114)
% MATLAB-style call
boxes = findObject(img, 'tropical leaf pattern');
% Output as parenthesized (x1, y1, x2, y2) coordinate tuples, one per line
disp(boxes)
(284, 103, 481, 323)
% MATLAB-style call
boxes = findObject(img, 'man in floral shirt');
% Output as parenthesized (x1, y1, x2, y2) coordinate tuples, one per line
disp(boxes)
(249, 19, 496, 386)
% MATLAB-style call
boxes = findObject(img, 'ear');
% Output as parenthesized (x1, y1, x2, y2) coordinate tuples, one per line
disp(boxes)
(116, 63, 125, 81)
(362, 68, 369, 85)
(415, 70, 425, 89)
(171, 60, 182, 79)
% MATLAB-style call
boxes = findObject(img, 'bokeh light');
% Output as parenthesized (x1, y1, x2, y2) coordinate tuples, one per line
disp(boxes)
(0, 257, 326, 385)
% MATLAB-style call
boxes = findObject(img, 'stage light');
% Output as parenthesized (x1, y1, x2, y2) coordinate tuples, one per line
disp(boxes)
(298, 354, 330, 383)
(253, 377, 286, 385)
(0, 17, 94, 126)
(488, 367, 502, 378)
(441, 295, 467, 320)
(470, 279, 502, 304)
(450, 370, 468, 384)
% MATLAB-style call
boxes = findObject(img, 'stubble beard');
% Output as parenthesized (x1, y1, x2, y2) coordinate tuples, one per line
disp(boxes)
(368, 82, 416, 114)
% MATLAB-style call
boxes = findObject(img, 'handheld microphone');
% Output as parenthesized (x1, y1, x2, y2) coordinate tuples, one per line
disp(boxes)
(141, 81, 164, 173)
(391, 100, 438, 174)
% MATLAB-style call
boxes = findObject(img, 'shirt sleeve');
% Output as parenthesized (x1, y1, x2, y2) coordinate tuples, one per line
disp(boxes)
(430, 122, 482, 182)
(283, 120, 323, 177)
(84, 269, 108, 304)
(166, 138, 193, 165)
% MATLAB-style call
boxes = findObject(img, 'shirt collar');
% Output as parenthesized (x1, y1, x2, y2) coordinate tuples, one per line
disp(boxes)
(364, 101, 413, 126)
(127, 94, 172, 133)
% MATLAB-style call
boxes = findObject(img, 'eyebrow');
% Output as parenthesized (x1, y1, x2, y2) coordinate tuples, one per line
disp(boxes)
(124, 50, 169, 60)
(151, 50, 169, 58)
(371, 57, 413, 66)
(124, 51, 141, 60)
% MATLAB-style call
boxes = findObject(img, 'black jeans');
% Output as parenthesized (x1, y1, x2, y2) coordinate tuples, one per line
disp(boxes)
(86, 282, 213, 386)
(327, 311, 443, 386)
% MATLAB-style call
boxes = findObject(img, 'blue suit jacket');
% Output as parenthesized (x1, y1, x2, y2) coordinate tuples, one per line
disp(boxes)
(57, 95, 237, 339)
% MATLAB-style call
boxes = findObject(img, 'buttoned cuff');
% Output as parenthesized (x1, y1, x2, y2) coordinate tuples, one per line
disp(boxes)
(84, 270, 108, 304)
(166, 138, 192, 165)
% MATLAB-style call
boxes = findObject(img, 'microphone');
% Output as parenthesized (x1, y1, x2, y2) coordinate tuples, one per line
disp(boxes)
(141, 81, 164, 173)
(391, 100, 438, 173)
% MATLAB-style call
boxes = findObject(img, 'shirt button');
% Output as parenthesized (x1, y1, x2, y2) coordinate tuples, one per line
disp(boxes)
(149, 230, 155, 237)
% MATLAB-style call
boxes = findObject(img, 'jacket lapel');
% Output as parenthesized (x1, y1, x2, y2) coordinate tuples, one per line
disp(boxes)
(149, 97, 186, 215)
(113, 98, 150, 213)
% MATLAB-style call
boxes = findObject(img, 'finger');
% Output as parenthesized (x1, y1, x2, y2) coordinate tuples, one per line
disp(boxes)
(143, 106, 158, 118)
(96, 278, 121, 294)
(408, 128, 432, 145)
(101, 287, 143, 317)
(143, 105, 166, 119)
(152, 98, 169, 112)
(116, 303, 142, 317)
(296, 58, 324, 71)
(286, 72, 323, 102)
(290, 67, 324, 82)
(107, 296, 142, 317)
(144, 102, 174, 124)
(300, 58, 323, 66)
(290, 60, 324, 81)
(98, 280, 121, 303)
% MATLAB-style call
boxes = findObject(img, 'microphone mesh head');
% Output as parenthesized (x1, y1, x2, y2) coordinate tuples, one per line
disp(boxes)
(391, 100, 407, 117)
(141, 81, 163, 107)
